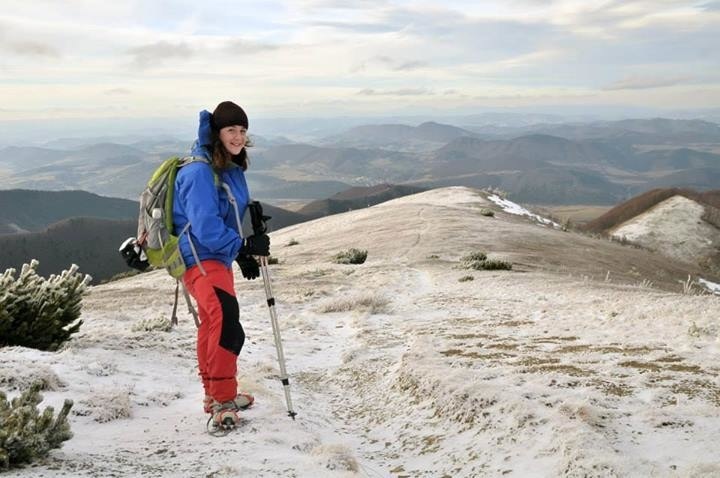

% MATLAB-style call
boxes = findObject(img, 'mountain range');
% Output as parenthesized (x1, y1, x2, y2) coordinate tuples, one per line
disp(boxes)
(1, 117, 718, 206)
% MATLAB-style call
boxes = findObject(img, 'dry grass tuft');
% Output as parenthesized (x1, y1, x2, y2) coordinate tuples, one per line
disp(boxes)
(317, 293, 390, 314)
(332, 248, 368, 265)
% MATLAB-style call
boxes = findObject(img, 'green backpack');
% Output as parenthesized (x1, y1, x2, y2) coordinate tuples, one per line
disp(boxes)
(135, 156, 224, 328)
(136, 156, 212, 279)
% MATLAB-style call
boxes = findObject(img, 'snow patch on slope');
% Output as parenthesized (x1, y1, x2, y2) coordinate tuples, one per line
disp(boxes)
(488, 194, 561, 228)
(699, 278, 720, 295)
(611, 195, 719, 265)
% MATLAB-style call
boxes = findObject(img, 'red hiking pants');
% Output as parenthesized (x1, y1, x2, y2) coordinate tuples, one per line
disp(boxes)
(183, 260, 245, 403)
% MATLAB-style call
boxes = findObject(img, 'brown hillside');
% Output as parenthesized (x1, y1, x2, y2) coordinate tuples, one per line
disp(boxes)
(298, 184, 424, 218)
(584, 188, 720, 233)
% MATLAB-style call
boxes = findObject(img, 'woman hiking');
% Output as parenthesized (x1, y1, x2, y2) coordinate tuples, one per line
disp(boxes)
(174, 100, 270, 429)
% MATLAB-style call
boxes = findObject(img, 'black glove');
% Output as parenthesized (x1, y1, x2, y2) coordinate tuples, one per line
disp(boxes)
(243, 233, 270, 257)
(247, 201, 270, 235)
(235, 254, 260, 280)
(119, 237, 150, 271)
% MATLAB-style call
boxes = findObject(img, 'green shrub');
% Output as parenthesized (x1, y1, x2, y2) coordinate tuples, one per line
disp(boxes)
(333, 248, 368, 265)
(461, 252, 487, 263)
(479, 209, 495, 217)
(268, 256, 280, 265)
(0, 382, 73, 470)
(0, 260, 91, 351)
(458, 275, 474, 282)
(287, 239, 299, 246)
(461, 251, 512, 271)
(478, 259, 513, 271)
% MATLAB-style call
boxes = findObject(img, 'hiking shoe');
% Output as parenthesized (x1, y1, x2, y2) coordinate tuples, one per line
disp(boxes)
(232, 392, 255, 410)
(211, 406, 239, 430)
(203, 395, 214, 414)
(205, 392, 254, 414)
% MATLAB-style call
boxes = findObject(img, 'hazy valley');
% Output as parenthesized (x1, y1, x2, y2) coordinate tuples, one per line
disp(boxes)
(2, 117, 719, 207)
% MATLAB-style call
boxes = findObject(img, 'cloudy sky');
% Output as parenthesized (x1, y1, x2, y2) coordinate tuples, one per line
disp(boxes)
(1, 0, 719, 121)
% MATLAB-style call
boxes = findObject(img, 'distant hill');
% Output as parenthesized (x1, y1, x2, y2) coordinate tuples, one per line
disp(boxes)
(258, 204, 309, 233)
(253, 143, 418, 182)
(587, 191, 720, 274)
(469, 118, 720, 144)
(0, 143, 164, 198)
(584, 188, 720, 234)
(297, 184, 426, 218)
(429, 134, 630, 175)
(410, 166, 629, 205)
(0, 190, 308, 282)
(0, 217, 137, 282)
(643, 167, 720, 191)
(320, 121, 476, 149)
(0, 190, 138, 233)
(630, 148, 720, 172)
(247, 173, 353, 200)
(0, 209, 307, 283)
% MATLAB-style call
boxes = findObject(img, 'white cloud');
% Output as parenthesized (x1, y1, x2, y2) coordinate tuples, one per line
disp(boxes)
(105, 88, 132, 96)
(0, 0, 718, 120)
(2, 40, 60, 57)
(126, 41, 195, 69)
(602, 76, 695, 91)
(357, 88, 435, 96)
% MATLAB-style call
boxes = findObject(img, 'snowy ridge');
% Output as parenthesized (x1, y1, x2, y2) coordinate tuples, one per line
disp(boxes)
(3, 186, 720, 477)
(698, 278, 720, 295)
(487, 194, 562, 228)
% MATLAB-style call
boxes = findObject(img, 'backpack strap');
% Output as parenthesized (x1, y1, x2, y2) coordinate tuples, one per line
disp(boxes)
(179, 156, 220, 186)
(171, 281, 180, 327)
(171, 279, 201, 328)
(221, 183, 244, 233)
(181, 281, 201, 328)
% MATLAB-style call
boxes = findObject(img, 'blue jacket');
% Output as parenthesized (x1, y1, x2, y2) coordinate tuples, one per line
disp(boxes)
(173, 110, 250, 269)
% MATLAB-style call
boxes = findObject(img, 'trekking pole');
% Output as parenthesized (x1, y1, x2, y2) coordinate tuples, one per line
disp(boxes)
(258, 255, 297, 420)
(241, 200, 296, 419)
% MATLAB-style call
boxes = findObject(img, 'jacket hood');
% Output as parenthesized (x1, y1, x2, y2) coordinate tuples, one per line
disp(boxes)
(190, 110, 213, 160)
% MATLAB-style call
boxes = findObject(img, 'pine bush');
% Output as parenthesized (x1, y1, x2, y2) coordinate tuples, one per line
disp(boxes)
(0, 260, 91, 351)
(0, 382, 73, 470)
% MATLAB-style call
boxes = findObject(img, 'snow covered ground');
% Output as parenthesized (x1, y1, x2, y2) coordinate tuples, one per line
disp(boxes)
(3, 187, 720, 477)
(610, 195, 720, 269)
(487, 194, 562, 229)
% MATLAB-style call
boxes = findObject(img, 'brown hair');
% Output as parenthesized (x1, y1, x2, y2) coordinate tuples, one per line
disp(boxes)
(210, 132, 253, 171)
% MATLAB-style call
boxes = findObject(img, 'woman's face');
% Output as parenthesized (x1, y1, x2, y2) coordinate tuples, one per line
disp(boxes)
(219, 125, 247, 156)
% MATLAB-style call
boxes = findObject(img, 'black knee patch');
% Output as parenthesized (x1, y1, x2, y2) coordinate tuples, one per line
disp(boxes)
(214, 287, 245, 355)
